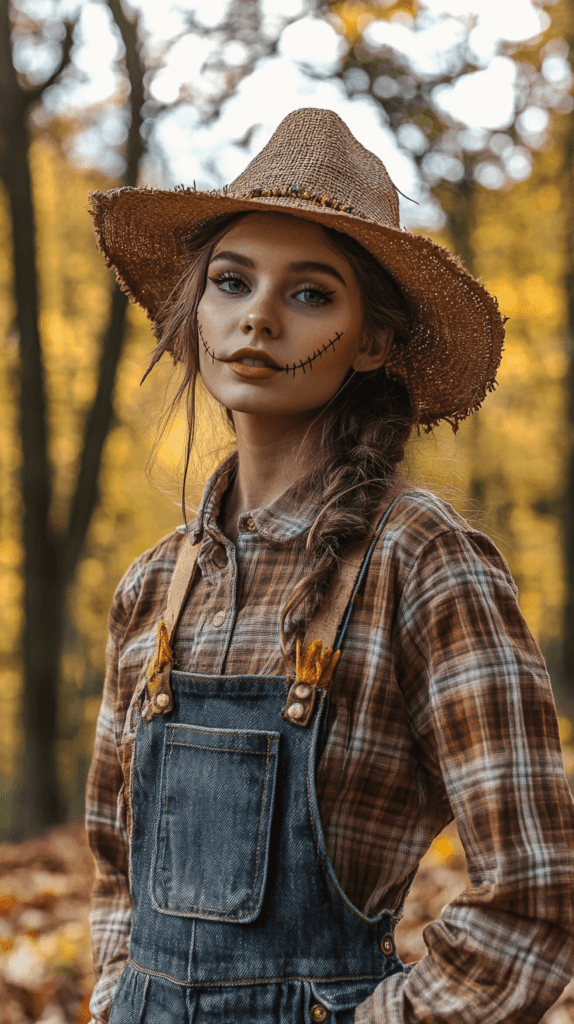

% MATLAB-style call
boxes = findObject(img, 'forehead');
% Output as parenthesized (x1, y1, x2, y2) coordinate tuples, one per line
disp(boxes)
(213, 211, 342, 260)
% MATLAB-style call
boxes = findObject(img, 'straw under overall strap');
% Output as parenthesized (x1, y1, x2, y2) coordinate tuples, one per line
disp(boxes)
(281, 537, 372, 728)
(144, 537, 201, 719)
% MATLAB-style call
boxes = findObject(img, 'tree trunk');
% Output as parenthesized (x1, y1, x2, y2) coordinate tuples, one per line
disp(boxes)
(64, 0, 145, 579)
(441, 177, 485, 509)
(64, 285, 129, 578)
(0, 0, 145, 836)
(0, 0, 64, 832)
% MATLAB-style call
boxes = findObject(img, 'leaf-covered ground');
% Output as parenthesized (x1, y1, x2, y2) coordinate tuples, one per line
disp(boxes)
(0, 813, 572, 1023)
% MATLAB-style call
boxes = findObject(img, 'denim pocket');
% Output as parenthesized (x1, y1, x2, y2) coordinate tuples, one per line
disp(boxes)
(151, 723, 280, 923)
(307, 978, 382, 1024)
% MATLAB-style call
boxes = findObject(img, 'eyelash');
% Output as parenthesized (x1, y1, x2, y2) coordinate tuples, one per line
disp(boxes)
(211, 272, 334, 306)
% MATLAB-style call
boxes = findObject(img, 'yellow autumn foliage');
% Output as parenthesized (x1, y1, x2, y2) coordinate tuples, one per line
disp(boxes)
(0, 99, 572, 817)
(409, 135, 567, 658)
(0, 128, 233, 816)
(329, 0, 416, 43)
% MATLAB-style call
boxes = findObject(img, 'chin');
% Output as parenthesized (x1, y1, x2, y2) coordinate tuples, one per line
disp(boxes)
(204, 387, 278, 415)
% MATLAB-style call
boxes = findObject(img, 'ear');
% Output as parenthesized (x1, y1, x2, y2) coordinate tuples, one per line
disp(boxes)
(351, 326, 394, 373)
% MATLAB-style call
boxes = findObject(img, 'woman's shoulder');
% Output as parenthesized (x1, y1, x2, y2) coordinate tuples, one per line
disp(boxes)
(108, 526, 189, 638)
(385, 482, 481, 541)
(377, 481, 514, 587)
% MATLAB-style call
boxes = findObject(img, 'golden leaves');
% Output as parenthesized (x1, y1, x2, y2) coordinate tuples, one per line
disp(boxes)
(329, 0, 416, 44)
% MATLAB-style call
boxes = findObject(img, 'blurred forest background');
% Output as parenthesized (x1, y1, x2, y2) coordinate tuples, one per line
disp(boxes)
(1, 0, 574, 1018)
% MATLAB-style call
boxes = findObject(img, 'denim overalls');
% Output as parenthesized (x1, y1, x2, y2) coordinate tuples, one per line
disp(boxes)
(109, 499, 414, 1023)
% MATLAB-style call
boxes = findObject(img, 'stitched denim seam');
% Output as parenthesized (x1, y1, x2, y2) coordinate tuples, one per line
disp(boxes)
(168, 724, 276, 740)
(304, 706, 361, 924)
(305, 696, 391, 927)
(126, 736, 136, 898)
(127, 958, 384, 987)
(168, 743, 267, 755)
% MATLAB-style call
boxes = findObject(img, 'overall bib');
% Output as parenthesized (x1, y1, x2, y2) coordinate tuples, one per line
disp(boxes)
(109, 499, 414, 1024)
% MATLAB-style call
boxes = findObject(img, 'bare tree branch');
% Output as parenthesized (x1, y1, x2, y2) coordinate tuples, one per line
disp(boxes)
(107, 0, 145, 185)
(23, 19, 75, 110)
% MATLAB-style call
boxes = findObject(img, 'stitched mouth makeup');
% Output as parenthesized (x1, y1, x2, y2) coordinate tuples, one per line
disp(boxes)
(199, 323, 344, 379)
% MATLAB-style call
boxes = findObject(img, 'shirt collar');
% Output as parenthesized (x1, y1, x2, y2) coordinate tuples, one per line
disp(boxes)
(177, 449, 323, 546)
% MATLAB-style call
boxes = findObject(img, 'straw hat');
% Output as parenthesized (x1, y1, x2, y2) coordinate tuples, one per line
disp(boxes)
(89, 107, 505, 429)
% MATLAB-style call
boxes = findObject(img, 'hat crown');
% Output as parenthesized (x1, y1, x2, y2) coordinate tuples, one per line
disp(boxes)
(229, 108, 400, 229)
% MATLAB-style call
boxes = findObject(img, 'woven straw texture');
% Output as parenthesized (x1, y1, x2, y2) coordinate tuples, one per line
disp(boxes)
(89, 107, 506, 428)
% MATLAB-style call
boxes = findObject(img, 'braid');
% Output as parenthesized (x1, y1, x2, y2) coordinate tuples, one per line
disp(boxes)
(279, 226, 414, 662)
(279, 372, 412, 661)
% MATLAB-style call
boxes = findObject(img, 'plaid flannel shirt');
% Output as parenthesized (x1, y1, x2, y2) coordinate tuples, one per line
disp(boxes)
(86, 450, 574, 1024)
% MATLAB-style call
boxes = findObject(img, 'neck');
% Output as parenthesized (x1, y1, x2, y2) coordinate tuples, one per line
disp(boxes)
(225, 411, 321, 523)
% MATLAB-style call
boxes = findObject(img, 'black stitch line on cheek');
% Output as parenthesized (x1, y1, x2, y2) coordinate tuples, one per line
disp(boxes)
(198, 322, 217, 365)
(284, 331, 343, 376)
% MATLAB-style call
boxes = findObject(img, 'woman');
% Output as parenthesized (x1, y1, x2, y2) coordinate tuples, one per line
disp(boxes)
(86, 108, 574, 1024)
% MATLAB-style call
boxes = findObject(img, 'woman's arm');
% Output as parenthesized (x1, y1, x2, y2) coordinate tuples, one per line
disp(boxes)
(356, 527, 574, 1024)
(85, 569, 140, 1024)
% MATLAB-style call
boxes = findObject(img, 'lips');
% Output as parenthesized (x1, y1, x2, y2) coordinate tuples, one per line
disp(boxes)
(225, 347, 282, 370)
(228, 362, 279, 380)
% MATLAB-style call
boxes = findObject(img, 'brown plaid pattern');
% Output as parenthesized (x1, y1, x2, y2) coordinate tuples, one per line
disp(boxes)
(86, 451, 574, 1023)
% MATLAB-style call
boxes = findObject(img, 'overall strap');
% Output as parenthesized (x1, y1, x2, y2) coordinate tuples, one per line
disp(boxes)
(282, 489, 406, 727)
(144, 537, 201, 719)
(165, 538, 202, 638)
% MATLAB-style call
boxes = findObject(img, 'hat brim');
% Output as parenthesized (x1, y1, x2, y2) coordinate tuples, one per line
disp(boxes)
(89, 186, 505, 429)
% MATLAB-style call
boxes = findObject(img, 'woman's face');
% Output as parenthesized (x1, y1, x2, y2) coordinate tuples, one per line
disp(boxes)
(196, 212, 392, 423)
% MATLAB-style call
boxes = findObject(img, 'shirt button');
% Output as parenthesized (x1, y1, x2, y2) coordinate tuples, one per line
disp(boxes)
(212, 548, 227, 569)
(244, 516, 256, 532)
(309, 1006, 330, 1023)
(212, 610, 226, 627)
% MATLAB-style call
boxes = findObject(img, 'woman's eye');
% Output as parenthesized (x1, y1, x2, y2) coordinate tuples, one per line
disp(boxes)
(213, 274, 249, 294)
(294, 287, 332, 306)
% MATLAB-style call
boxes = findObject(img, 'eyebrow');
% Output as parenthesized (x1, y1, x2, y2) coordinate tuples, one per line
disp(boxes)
(210, 251, 347, 287)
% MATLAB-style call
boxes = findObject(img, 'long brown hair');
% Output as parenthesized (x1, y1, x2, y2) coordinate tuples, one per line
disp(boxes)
(144, 211, 414, 663)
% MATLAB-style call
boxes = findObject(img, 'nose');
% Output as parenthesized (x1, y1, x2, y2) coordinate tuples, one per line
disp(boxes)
(239, 293, 280, 339)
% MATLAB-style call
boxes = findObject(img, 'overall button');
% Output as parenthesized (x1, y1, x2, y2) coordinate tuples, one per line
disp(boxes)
(380, 932, 396, 956)
(212, 610, 226, 627)
(287, 702, 305, 720)
(155, 693, 169, 708)
(294, 683, 312, 699)
(310, 1006, 330, 1023)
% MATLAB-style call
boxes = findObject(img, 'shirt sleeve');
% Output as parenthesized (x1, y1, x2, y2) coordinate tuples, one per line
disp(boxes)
(85, 566, 140, 1024)
(355, 527, 574, 1024)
